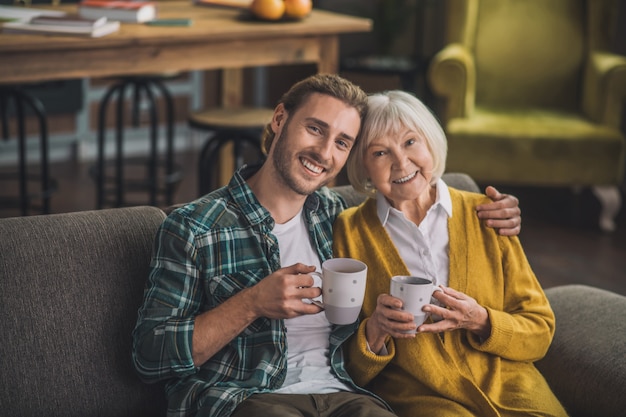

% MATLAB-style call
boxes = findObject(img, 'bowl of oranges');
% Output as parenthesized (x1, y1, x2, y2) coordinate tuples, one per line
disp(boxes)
(248, 0, 312, 21)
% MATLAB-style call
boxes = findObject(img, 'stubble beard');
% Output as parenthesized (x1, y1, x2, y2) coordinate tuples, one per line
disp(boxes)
(271, 124, 333, 196)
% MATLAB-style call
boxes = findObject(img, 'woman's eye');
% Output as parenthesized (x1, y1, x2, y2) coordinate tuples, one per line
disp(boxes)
(406, 138, 416, 146)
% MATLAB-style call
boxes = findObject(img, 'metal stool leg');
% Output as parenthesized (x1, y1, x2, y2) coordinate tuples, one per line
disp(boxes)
(18, 91, 50, 213)
(93, 77, 181, 209)
(197, 131, 264, 196)
(15, 95, 28, 215)
(151, 79, 176, 206)
(96, 82, 123, 209)
(114, 81, 127, 208)
(138, 79, 159, 206)
(0, 86, 54, 215)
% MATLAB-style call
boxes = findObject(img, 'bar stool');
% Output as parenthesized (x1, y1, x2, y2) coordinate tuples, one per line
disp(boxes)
(189, 107, 273, 196)
(91, 75, 182, 209)
(0, 85, 57, 216)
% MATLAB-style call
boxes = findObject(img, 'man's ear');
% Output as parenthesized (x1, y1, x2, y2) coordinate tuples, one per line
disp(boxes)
(272, 103, 287, 130)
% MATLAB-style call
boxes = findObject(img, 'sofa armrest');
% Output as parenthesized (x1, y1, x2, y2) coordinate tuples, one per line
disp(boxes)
(536, 285, 626, 417)
(0, 206, 168, 417)
(427, 43, 476, 121)
(582, 51, 626, 127)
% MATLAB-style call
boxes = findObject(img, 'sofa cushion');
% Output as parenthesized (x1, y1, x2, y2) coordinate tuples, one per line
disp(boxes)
(0, 206, 167, 417)
(538, 285, 626, 417)
(447, 107, 625, 185)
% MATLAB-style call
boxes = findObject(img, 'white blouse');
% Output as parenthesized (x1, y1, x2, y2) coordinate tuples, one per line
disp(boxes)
(375, 178, 452, 288)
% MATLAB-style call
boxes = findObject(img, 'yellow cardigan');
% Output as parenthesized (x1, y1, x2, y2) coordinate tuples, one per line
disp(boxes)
(333, 188, 568, 417)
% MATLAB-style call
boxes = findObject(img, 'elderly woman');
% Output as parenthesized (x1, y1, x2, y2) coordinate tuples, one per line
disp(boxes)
(333, 91, 567, 417)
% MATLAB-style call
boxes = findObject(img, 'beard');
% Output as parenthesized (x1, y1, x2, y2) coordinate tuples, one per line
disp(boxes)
(271, 121, 333, 196)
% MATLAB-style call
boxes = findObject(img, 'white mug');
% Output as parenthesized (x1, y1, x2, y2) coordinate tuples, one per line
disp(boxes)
(310, 258, 368, 325)
(390, 275, 443, 333)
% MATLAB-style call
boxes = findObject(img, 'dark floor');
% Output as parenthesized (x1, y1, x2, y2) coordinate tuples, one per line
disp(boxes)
(499, 184, 626, 296)
(2, 150, 626, 297)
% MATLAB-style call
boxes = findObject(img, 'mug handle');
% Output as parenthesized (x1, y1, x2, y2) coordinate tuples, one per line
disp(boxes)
(307, 271, 324, 309)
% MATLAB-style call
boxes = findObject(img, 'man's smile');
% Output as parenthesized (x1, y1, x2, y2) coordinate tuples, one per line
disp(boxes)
(300, 157, 325, 175)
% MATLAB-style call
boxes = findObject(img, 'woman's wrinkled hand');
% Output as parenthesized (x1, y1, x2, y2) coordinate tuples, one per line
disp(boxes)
(418, 286, 492, 340)
(365, 293, 417, 353)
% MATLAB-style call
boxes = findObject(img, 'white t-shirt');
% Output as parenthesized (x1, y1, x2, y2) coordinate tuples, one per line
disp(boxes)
(271, 208, 353, 394)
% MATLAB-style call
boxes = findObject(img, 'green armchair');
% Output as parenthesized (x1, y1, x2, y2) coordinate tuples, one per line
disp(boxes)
(427, 0, 626, 231)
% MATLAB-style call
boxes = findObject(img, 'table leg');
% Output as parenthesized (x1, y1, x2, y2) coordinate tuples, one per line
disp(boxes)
(218, 68, 243, 187)
(318, 36, 339, 74)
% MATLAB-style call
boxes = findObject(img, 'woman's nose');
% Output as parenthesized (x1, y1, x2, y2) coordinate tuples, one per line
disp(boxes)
(392, 150, 409, 168)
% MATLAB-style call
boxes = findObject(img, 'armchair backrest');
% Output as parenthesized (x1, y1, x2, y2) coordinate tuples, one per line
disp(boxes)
(444, 0, 616, 110)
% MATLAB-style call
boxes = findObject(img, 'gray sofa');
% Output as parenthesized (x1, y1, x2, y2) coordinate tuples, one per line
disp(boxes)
(1, 173, 625, 417)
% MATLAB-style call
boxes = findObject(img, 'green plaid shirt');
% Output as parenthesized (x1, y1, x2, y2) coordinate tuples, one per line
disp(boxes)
(132, 166, 374, 417)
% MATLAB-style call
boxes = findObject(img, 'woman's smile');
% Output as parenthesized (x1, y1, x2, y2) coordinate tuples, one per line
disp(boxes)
(392, 170, 419, 184)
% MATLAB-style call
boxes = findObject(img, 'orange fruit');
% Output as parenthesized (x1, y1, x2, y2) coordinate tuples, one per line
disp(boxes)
(284, 0, 312, 19)
(250, 0, 285, 21)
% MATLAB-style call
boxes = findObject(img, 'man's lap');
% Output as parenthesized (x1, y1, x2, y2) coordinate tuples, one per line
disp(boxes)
(230, 391, 394, 417)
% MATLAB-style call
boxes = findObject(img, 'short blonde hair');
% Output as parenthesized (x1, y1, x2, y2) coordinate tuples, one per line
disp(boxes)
(347, 90, 448, 196)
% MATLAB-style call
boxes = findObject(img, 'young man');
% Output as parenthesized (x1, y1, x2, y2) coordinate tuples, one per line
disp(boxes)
(132, 74, 521, 417)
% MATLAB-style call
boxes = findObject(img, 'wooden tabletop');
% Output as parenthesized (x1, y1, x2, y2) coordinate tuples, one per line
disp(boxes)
(0, 1, 372, 85)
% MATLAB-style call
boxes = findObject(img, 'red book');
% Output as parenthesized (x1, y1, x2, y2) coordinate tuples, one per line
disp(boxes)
(78, 0, 157, 23)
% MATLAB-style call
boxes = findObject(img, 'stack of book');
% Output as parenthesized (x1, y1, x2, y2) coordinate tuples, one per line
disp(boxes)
(1, 11, 121, 37)
(0, 5, 65, 22)
(78, 0, 157, 23)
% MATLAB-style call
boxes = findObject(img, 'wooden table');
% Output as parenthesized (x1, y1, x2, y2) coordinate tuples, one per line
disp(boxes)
(0, 2, 372, 107)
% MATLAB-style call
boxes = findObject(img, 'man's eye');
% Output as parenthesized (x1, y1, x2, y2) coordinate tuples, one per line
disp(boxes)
(336, 139, 350, 149)
(308, 125, 322, 134)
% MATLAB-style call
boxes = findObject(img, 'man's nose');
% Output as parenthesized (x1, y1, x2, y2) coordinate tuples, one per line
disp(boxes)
(315, 138, 335, 161)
